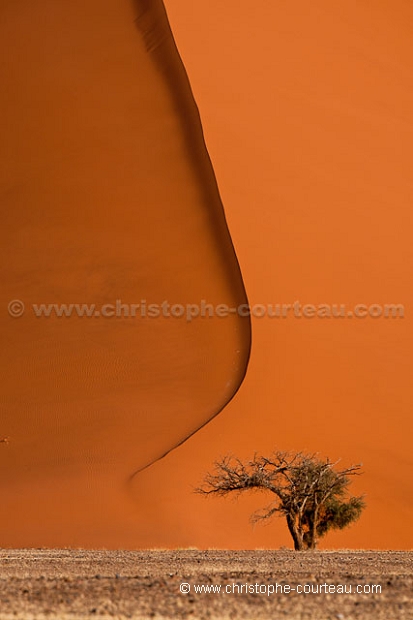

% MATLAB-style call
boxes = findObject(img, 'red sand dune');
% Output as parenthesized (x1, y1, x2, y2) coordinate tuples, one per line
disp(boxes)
(0, 0, 249, 546)
(1, 0, 413, 550)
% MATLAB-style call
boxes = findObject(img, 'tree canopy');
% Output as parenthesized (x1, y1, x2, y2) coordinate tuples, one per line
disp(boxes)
(197, 450, 365, 550)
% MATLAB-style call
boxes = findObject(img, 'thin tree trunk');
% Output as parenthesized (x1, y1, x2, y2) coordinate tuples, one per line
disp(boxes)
(286, 513, 303, 551)
(308, 507, 319, 550)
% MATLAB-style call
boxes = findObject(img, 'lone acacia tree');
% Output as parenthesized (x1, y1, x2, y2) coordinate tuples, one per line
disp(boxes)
(197, 450, 365, 550)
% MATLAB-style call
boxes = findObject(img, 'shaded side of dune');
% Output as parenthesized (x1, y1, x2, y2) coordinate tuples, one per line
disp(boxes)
(0, 0, 250, 545)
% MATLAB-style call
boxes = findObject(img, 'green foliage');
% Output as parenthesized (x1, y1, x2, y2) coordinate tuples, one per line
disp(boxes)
(315, 496, 366, 536)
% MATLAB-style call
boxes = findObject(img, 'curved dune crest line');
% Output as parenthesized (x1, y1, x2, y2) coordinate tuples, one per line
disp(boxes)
(0, 0, 251, 497)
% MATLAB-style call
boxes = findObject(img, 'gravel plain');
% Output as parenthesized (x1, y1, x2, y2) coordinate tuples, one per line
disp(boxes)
(0, 549, 411, 619)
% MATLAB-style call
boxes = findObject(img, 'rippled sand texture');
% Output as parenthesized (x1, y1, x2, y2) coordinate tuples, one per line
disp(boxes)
(0, 0, 250, 544)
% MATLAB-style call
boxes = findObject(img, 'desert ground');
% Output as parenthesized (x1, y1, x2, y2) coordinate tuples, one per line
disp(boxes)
(0, 549, 411, 619)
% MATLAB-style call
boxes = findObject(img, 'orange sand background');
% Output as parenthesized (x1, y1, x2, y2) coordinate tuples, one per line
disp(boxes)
(131, 0, 413, 550)
(1, 0, 413, 549)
